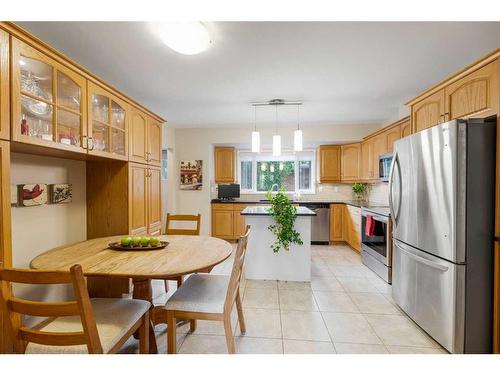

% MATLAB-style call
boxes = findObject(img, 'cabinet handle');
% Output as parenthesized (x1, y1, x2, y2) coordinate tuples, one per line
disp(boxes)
(88, 137, 95, 151)
(82, 135, 87, 149)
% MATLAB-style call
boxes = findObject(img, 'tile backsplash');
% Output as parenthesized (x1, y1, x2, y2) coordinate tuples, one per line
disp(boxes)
(233, 181, 389, 205)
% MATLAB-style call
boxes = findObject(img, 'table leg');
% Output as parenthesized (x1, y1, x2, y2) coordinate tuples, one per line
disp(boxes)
(132, 278, 158, 354)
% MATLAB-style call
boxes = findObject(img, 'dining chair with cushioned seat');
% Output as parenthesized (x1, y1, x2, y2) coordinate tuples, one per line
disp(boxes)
(162, 213, 202, 292)
(0, 264, 151, 354)
(164, 225, 250, 354)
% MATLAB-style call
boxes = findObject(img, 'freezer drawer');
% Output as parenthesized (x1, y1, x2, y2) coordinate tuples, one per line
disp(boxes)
(392, 239, 465, 353)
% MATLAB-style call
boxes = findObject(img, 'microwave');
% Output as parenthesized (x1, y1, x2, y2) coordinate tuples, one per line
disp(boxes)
(379, 153, 393, 182)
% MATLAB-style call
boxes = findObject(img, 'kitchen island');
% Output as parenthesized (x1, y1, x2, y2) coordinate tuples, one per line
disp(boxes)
(241, 205, 315, 282)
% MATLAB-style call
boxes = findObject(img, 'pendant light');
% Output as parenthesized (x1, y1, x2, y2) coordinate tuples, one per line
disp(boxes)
(251, 105, 260, 153)
(273, 105, 281, 156)
(294, 104, 303, 152)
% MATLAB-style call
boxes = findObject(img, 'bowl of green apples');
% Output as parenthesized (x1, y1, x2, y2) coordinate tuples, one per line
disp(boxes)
(108, 236, 168, 251)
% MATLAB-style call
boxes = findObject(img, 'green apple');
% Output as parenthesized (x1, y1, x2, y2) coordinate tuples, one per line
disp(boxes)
(121, 237, 132, 246)
(150, 237, 160, 246)
(131, 236, 142, 247)
(140, 237, 150, 247)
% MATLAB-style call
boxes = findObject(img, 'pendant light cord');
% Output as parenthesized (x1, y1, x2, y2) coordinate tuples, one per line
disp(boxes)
(296, 104, 300, 130)
(254, 105, 257, 132)
(275, 105, 278, 134)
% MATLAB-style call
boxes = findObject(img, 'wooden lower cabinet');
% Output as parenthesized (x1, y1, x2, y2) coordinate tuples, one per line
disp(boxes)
(212, 204, 234, 239)
(342, 204, 361, 252)
(329, 204, 343, 241)
(211, 203, 255, 240)
(0, 140, 12, 353)
(147, 166, 162, 235)
(129, 163, 148, 235)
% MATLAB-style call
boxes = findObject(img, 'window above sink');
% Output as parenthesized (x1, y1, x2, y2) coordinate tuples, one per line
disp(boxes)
(238, 150, 316, 194)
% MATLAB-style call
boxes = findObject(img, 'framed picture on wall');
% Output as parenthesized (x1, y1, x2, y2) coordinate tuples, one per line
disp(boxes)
(49, 184, 73, 204)
(18, 184, 47, 207)
(180, 160, 203, 190)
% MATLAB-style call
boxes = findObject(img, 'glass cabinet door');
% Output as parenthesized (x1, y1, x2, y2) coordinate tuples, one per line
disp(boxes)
(12, 38, 87, 152)
(88, 82, 128, 160)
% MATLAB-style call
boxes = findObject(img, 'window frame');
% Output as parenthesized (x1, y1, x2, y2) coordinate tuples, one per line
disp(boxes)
(237, 149, 316, 194)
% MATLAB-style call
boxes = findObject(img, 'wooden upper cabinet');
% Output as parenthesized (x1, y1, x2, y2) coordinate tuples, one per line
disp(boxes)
(329, 204, 343, 242)
(211, 205, 234, 239)
(360, 139, 373, 181)
(0, 30, 9, 141)
(214, 147, 235, 184)
(87, 82, 128, 161)
(11, 38, 88, 153)
(128, 163, 148, 236)
(445, 60, 499, 121)
(401, 119, 411, 138)
(147, 166, 162, 235)
(147, 119, 162, 166)
(341, 143, 360, 181)
(411, 89, 445, 133)
(129, 108, 148, 163)
(385, 125, 401, 153)
(318, 145, 341, 182)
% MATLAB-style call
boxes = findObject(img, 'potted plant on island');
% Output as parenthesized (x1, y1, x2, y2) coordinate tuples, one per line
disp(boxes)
(265, 189, 303, 253)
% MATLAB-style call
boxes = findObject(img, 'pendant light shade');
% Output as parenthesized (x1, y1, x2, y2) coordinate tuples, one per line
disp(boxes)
(294, 129, 303, 152)
(272, 135, 281, 156)
(294, 104, 303, 152)
(251, 131, 260, 153)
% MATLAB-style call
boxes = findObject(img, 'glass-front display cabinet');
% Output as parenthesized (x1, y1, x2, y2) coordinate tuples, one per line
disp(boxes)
(87, 82, 128, 160)
(11, 38, 87, 153)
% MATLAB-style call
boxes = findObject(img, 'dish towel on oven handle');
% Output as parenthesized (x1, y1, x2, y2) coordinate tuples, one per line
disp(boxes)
(365, 215, 375, 237)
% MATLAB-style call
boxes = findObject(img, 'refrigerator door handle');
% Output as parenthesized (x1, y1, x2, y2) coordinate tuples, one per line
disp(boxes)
(394, 240, 449, 272)
(388, 151, 401, 225)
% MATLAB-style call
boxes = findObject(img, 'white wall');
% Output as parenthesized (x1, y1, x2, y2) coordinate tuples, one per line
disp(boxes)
(167, 123, 387, 235)
(10, 153, 87, 303)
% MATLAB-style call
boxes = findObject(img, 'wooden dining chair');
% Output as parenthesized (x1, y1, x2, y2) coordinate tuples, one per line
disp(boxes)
(0, 264, 151, 354)
(162, 213, 202, 292)
(164, 225, 250, 354)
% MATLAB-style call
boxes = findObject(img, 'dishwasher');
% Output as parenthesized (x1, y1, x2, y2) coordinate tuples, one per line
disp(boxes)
(299, 203, 330, 244)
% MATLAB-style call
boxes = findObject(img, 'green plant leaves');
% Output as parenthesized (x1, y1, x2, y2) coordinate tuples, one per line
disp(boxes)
(266, 190, 303, 253)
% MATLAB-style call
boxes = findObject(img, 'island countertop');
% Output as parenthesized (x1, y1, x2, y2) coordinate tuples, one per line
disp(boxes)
(241, 205, 316, 216)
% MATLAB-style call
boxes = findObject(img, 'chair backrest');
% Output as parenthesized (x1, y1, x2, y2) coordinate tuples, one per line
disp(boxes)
(0, 264, 103, 354)
(165, 213, 201, 235)
(224, 225, 250, 314)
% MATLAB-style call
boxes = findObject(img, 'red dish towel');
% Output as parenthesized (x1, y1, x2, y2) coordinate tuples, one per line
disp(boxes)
(365, 215, 375, 237)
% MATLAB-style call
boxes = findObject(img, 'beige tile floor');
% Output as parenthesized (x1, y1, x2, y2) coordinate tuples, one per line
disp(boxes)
(120, 244, 447, 354)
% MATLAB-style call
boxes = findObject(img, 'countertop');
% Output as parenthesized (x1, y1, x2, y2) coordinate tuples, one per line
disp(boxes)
(241, 205, 316, 216)
(211, 198, 387, 210)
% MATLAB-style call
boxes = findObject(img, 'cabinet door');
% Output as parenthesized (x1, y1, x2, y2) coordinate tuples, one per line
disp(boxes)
(88, 82, 128, 161)
(147, 166, 162, 235)
(0, 30, 9, 141)
(11, 38, 87, 153)
(341, 144, 360, 181)
(129, 163, 148, 235)
(371, 134, 387, 179)
(401, 119, 411, 138)
(385, 125, 401, 153)
(211, 208, 234, 239)
(330, 204, 343, 241)
(319, 145, 341, 182)
(214, 147, 235, 183)
(411, 90, 445, 133)
(445, 60, 499, 121)
(360, 140, 373, 181)
(147, 118, 162, 166)
(129, 108, 147, 164)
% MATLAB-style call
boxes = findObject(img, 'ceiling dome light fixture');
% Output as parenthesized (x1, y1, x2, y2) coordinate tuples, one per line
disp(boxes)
(154, 22, 211, 55)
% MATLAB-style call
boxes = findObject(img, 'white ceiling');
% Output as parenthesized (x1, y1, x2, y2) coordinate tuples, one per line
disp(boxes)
(17, 22, 500, 128)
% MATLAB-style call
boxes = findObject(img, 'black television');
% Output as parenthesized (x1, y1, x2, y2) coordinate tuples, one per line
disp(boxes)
(218, 184, 240, 200)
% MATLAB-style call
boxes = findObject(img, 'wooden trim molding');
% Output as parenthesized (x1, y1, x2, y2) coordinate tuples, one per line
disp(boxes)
(406, 48, 500, 106)
(0, 22, 165, 124)
(363, 116, 410, 141)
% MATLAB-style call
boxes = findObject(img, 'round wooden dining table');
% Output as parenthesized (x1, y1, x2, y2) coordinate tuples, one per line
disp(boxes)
(30, 235, 233, 354)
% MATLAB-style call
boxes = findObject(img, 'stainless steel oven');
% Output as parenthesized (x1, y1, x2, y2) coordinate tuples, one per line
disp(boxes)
(361, 207, 392, 283)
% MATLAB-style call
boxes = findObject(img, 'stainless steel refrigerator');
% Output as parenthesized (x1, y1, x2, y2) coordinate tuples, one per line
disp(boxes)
(389, 118, 496, 353)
